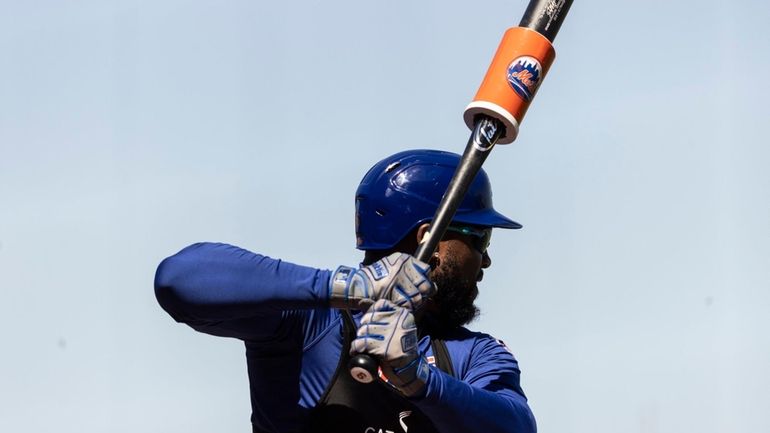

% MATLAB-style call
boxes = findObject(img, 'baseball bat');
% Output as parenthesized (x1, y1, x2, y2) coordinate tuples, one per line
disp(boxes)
(349, 0, 574, 384)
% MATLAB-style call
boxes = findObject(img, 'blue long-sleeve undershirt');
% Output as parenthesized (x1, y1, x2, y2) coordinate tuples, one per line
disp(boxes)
(155, 242, 330, 339)
(155, 242, 536, 433)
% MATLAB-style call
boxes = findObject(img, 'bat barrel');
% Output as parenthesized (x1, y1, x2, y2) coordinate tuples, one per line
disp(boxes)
(519, 0, 574, 42)
(463, 0, 573, 143)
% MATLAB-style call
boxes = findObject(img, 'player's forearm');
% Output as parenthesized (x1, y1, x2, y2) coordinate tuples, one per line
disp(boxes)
(154, 242, 331, 323)
(416, 369, 536, 433)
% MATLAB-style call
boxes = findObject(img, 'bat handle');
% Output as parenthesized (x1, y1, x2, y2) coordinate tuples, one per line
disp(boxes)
(348, 116, 503, 384)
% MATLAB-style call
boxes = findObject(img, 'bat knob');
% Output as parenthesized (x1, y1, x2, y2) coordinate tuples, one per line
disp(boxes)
(349, 354, 378, 384)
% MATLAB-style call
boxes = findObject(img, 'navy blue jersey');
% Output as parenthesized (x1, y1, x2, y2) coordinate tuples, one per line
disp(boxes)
(155, 242, 536, 433)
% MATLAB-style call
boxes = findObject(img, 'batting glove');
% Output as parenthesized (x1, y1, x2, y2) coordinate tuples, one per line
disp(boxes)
(350, 299, 430, 397)
(329, 252, 435, 311)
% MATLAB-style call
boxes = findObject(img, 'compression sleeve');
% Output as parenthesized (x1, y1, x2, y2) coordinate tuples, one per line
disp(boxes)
(154, 242, 332, 340)
(415, 337, 536, 433)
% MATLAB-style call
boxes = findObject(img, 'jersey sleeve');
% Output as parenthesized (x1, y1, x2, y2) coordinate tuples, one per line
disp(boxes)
(415, 335, 536, 433)
(154, 242, 332, 341)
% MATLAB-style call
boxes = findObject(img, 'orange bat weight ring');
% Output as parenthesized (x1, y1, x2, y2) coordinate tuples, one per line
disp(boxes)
(464, 27, 555, 144)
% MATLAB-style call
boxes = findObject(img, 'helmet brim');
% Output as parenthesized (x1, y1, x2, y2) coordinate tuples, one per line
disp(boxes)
(452, 208, 523, 230)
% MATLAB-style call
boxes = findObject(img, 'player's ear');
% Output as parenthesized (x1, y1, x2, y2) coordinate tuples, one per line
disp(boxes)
(415, 223, 440, 269)
(415, 223, 431, 244)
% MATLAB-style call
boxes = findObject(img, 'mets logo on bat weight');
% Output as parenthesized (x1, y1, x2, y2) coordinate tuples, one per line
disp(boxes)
(506, 56, 542, 101)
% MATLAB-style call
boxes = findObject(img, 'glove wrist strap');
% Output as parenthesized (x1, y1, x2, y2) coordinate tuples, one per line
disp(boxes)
(329, 266, 358, 309)
(389, 357, 430, 398)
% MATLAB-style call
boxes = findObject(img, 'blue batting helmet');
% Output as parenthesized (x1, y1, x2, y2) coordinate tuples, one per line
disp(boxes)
(355, 149, 521, 250)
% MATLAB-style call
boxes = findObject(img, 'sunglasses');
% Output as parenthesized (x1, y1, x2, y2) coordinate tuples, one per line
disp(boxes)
(445, 225, 492, 254)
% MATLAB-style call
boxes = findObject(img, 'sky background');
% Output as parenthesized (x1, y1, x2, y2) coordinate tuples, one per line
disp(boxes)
(1, 1, 769, 432)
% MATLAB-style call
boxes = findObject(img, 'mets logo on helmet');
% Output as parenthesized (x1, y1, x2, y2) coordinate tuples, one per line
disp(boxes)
(506, 56, 542, 101)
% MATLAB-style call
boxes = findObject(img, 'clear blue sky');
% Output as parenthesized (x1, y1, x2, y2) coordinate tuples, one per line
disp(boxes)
(1, 1, 768, 432)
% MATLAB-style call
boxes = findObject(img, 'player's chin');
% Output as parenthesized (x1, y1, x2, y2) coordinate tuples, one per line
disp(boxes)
(422, 297, 479, 329)
(453, 301, 480, 326)
(470, 284, 479, 301)
(438, 292, 480, 327)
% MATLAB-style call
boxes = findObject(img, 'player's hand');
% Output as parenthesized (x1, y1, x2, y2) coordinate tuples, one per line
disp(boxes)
(329, 252, 435, 311)
(350, 299, 429, 397)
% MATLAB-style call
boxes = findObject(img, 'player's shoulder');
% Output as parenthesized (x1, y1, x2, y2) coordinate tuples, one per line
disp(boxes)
(444, 326, 519, 361)
(436, 326, 520, 381)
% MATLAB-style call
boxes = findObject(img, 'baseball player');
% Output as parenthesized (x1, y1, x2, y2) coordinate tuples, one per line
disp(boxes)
(155, 149, 536, 433)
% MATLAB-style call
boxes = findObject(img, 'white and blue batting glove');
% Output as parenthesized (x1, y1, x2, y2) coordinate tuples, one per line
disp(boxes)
(329, 252, 435, 311)
(350, 299, 431, 397)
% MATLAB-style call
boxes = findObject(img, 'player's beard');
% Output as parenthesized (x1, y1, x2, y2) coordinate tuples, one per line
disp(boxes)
(427, 257, 480, 330)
